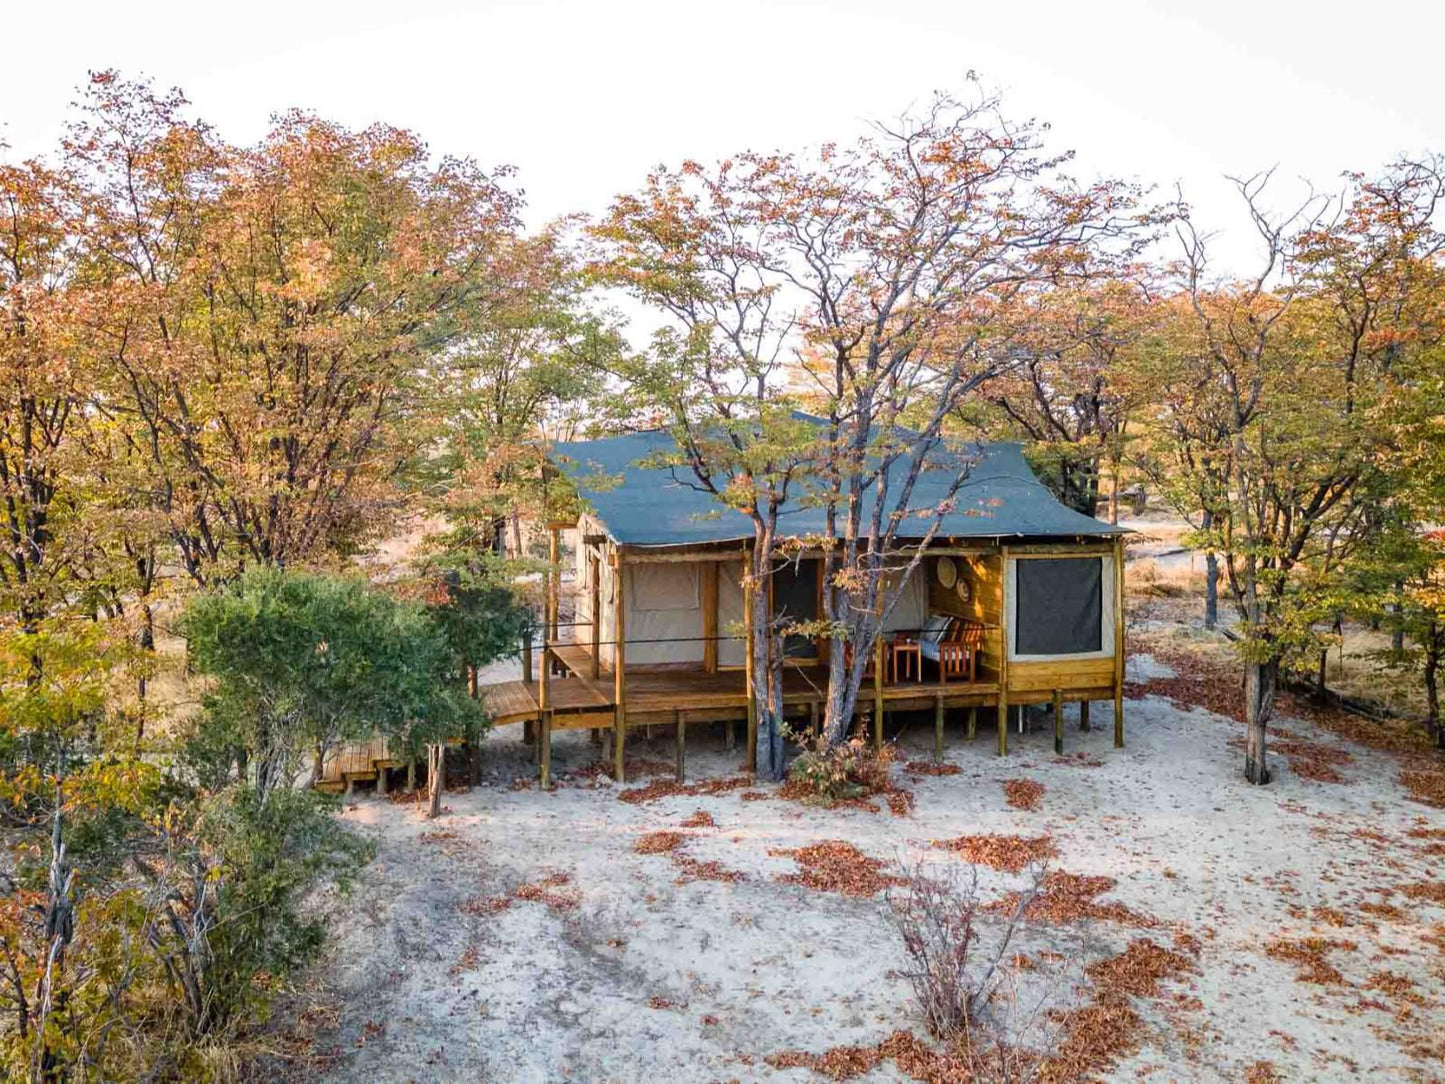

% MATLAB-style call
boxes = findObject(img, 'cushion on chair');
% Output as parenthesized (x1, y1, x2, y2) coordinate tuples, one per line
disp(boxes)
(920, 615, 952, 645)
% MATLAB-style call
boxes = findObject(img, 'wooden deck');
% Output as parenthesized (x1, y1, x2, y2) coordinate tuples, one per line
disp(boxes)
(481, 641, 1002, 731)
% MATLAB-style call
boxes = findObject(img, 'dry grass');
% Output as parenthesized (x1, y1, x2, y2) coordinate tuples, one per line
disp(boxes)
(931, 834, 1057, 874)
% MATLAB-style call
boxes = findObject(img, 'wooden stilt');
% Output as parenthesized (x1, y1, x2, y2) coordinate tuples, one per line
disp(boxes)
(344, 775, 355, 800)
(377, 765, 389, 798)
(1114, 538, 1126, 749)
(934, 694, 945, 763)
(613, 550, 627, 782)
(1080, 700, 1091, 732)
(406, 758, 416, 793)
(522, 629, 533, 684)
(967, 706, 977, 741)
(809, 700, 819, 742)
(539, 711, 552, 789)
(997, 692, 1009, 757)
(589, 552, 601, 680)
(1053, 689, 1064, 755)
(743, 569, 756, 774)
(872, 637, 885, 753)
(724, 719, 735, 752)
(674, 711, 686, 782)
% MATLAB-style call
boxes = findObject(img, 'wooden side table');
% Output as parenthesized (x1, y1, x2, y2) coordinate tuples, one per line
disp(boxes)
(890, 640, 922, 683)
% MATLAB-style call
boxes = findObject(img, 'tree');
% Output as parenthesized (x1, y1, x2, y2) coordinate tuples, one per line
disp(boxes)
(593, 85, 1153, 773)
(1152, 161, 1443, 784)
(178, 566, 481, 798)
(74, 72, 525, 583)
(962, 279, 1156, 519)
(0, 157, 89, 664)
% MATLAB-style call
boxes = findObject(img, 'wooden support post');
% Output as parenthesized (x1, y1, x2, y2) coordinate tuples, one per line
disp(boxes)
(725, 719, 736, 752)
(1080, 700, 1091, 732)
(934, 694, 945, 763)
(967, 706, 977, 741)
(589, 552, 601, 680)
(343, 775, 354, 800)
(522, 629, 533, 684)
(534, 641, 550, 760)
(548, 527, 560, 644)
(873, 637, 885, 753)
(702, 561, 719, 674)
(809, 700, 819, 742)
(1114, 538, 1126, 749)
(613, 552, 627, 782)
(743, 569, 756, 773)
(674, 711, 686, 782)
(998, 545, 1011, 757)
(539, 711, 552, 789)
(1053, 689, 1064, 755)
(377, 765, 389, 798)
(406, 757, 416, 793)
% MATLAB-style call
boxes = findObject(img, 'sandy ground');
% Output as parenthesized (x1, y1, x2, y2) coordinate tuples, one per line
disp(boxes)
(296, 655, 1445, 1084)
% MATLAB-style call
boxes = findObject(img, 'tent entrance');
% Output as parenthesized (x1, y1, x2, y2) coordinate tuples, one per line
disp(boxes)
(773, 559, 820, 659)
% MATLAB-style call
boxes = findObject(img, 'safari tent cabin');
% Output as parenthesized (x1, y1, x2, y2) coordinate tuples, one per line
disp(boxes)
(474, 427, 1129, 783)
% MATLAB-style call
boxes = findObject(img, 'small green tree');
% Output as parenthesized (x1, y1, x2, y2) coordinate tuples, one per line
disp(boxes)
(178, 567, 481, 797)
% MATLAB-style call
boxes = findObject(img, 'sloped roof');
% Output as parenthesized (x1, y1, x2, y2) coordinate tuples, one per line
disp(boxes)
(550, 428, 1125, 547)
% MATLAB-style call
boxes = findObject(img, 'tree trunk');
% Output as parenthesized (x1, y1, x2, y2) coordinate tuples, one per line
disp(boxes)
(1391, 580, 1406, 652)
(426, 744, 443, 818)
(1243, 658, 1277, 785)
(1201, 508, 1218, 630)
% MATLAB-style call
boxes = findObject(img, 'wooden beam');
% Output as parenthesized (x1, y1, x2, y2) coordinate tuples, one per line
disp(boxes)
(967, 706, 977, 741)
(998, 545, 1011, 757)
(1080, 700, 1091, 732)
(674, 710, 685, 783)
(539, 710, 552, 789)
(934, 694, 944, 763)
(548, 527, 561, 643)
(702, 561, 719, 673)
(1113, 538, 1126, 749)
(589, 552, 601, 679)
(873, 637, 884, 753)
(1053, 689, 1064, 755)
(613, 552, 627, 781)
(521, 629, 533, 684)
(743, 564, 756, 773)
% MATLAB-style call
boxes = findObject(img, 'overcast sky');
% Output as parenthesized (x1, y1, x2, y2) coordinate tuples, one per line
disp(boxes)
(4, 0, 1441, 276)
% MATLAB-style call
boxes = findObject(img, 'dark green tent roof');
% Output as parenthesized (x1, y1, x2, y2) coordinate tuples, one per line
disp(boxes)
(551, 428, 1125, 547)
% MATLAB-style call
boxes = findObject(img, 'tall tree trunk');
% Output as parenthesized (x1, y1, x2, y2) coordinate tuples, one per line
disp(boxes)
(1201, 508, 1218, 630)
(750, 576, 785, 781)
(1243, 658, 1277, 785)
(1391, 580, 1406, 652)
(426, 744, 443, 818)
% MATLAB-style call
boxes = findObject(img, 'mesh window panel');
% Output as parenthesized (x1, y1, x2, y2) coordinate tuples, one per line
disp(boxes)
(1015, 557, 1102, 655)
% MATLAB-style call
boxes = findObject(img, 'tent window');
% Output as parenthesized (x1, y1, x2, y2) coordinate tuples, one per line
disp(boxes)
(1015, 557, 1102, 656)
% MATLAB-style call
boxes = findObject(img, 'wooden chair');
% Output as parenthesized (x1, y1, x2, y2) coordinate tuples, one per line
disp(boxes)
(937, 621, 983, 684)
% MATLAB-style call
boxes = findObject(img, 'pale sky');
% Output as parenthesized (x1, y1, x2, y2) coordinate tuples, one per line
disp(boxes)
(4, 0, 1441, 276)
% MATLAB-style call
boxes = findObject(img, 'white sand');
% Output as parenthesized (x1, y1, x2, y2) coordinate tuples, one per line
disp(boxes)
(305, 684, 1445, 1083)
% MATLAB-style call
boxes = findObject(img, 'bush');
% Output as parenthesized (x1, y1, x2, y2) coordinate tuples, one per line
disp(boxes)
(887, 860, 1052, 1079)
(786, 732, 895, 803)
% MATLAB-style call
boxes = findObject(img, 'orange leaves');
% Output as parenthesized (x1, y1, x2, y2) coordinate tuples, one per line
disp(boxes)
(931, 834, 1057, 874)
(769, 840, 903, 898)
(1003, 778, 1045, 811)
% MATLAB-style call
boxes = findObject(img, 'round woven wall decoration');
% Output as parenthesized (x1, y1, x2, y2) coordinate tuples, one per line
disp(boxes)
(956, 579, 972, 603)
(936, 556, 957, 588)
